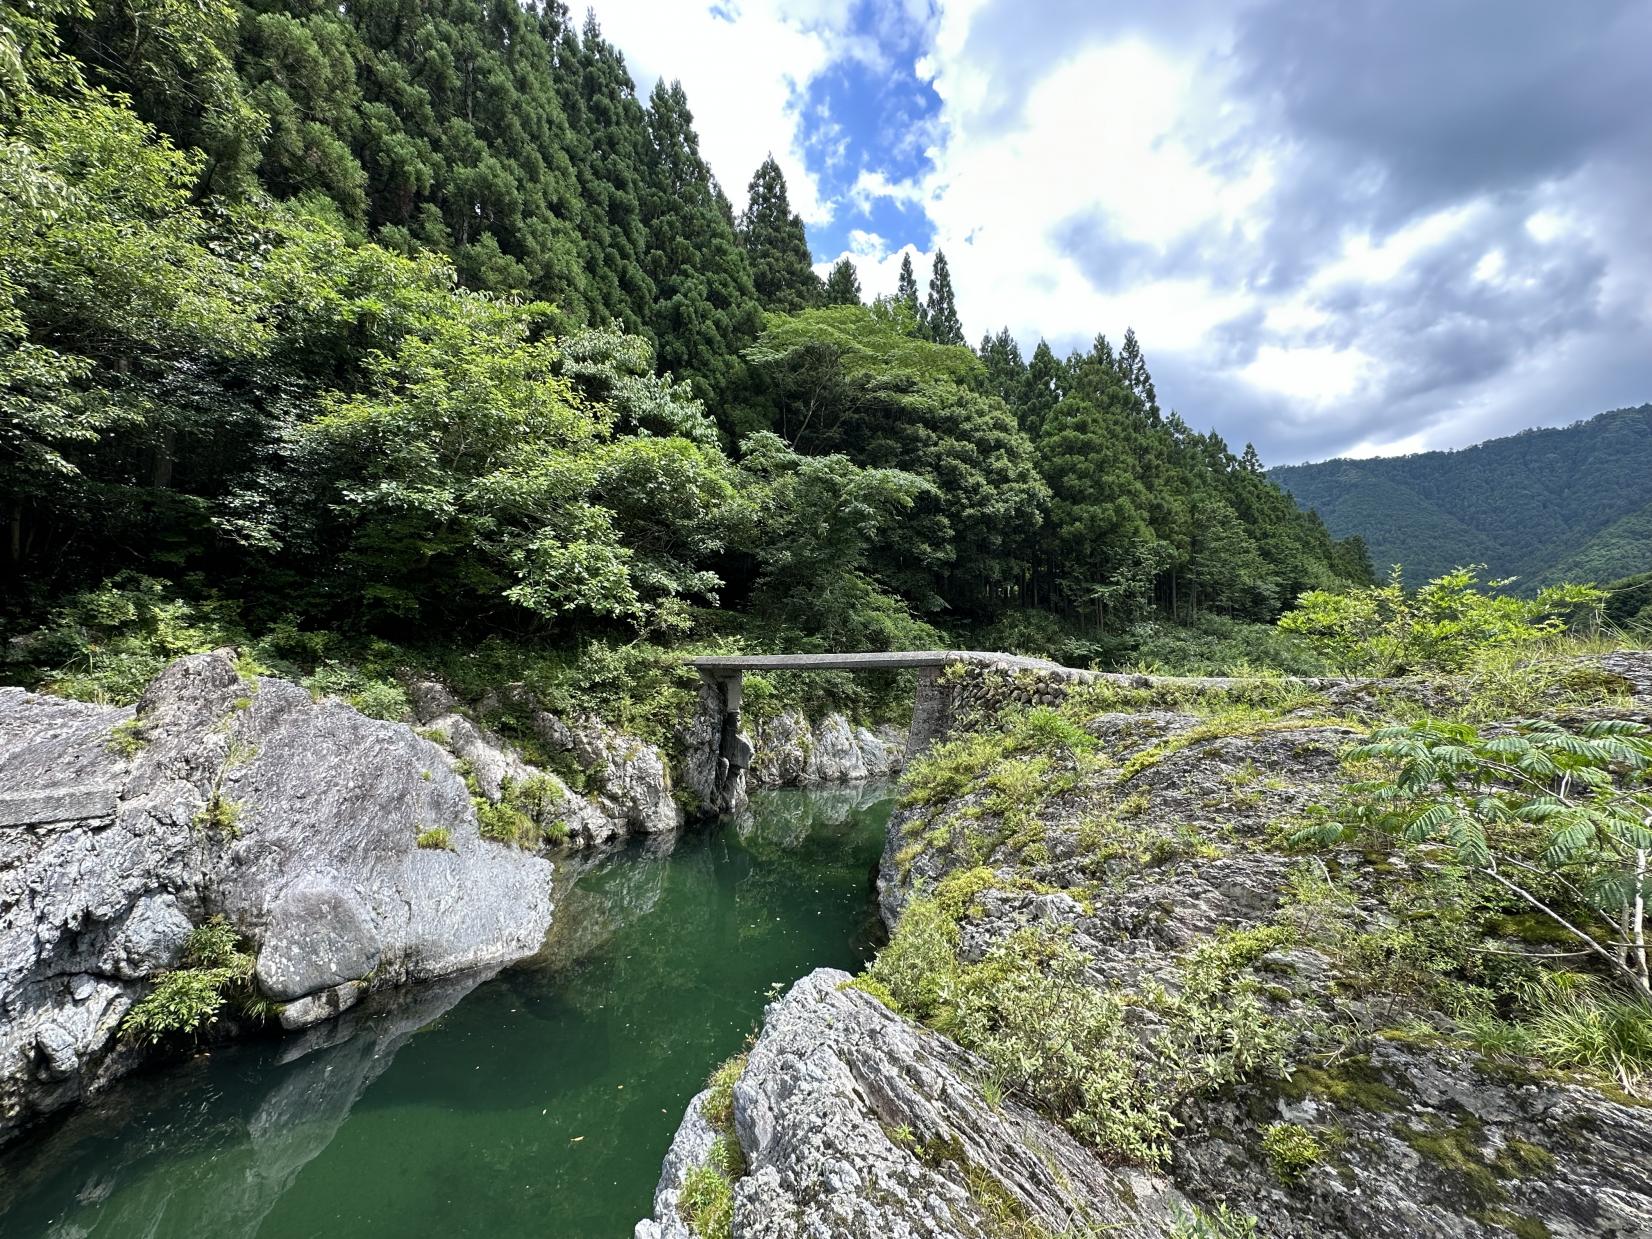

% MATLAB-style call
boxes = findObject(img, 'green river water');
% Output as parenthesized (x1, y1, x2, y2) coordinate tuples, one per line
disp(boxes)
(0, 784, 896, 1239)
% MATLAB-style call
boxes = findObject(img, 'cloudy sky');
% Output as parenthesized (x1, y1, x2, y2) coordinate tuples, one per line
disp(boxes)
(584, 0, 1652, 465)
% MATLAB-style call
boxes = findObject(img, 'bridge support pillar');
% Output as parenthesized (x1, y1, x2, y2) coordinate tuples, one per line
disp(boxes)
(688, 671, 752, 816)
(908, 665, 957, 757)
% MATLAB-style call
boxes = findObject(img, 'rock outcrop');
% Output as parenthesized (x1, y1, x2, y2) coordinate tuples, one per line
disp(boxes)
(0, 651, 553, 1146)
(637, 969, 1180, 1239)
(409, 681, 683, 848)
(749, 710, 906, 787)
(644, 658, 1652, 1238)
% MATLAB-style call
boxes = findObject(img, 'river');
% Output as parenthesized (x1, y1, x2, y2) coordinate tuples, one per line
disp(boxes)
(0, 783, 896, 1238)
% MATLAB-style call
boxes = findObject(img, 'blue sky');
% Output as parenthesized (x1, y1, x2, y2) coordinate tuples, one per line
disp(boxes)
(585, 1, 1652, 466)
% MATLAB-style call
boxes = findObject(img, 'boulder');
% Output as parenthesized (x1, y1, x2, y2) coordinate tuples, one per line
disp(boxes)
(750, 711, 908, 788)
(636, 970, 1179, 1238)
(654, 663, 1652, 1237)
(0, 651, 553, 1146)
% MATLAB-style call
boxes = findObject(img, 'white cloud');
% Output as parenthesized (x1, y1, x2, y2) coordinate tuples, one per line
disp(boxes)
(592, 1, 1652, 462)
(584, 0, 855, 226)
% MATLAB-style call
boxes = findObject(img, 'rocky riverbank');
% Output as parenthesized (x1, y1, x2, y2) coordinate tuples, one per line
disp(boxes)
(640, 655, 1652, 1238)
(0, 650, 911, 1150)
(0, 650, 554, 1147)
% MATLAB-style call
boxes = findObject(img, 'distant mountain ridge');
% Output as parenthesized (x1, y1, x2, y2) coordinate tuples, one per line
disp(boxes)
(1270, 404, 1652, 588)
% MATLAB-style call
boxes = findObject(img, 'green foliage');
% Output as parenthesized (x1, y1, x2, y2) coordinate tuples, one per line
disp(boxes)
(122, 917, 258, 1044)
(678, 1053, 747, 1239)
(3, 0, 1379, 739)
(1278, 566, 1606, 675)
(822, 258, 861, 306)
(107, 716, 148, 757)
(1310, 717, 1652, 995)
(922, 249, 964, 345)
(1461, 973, 1652, 1093)
(1167, 1203, 1260, 1239)
(640, 79, 762, 412)
(862, 873, 1289, 1166)
(738, 157, 821, 313)
(1261, 1122, 1324, 1182)
(677, 1164, 733, 1239)
(302, 664, 409, 722)
(17, 575, 244, 705)
(192, 793, 243, 837)
(415, 826, 453, 851)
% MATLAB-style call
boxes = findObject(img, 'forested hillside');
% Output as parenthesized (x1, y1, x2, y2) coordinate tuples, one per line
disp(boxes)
(1272, 404, 1652, 589)
(1, 0, 1369, 702)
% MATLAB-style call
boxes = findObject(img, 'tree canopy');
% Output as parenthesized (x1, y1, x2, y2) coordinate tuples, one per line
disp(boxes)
(2, 0, 1374, 678)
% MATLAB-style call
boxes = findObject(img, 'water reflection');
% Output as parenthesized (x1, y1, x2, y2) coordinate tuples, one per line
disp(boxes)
(0, 784, 895, 1239)
(0, 969, 497, 1239)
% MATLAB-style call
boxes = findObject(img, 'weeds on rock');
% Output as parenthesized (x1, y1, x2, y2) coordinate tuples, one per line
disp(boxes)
(106, 716, 147, 757)
(1166, 1202, 1260, 1238)
(1261, 1122, 1324, 1182)
(415, 825, 454, 850)
(123, 917, 262, 1043)
(677, 1053, 748, 1239)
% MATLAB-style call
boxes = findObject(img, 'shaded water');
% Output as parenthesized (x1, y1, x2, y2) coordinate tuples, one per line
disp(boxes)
(0, 784, 896, 1238)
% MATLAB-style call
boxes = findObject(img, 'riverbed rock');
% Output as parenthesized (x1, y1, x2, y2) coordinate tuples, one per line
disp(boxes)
(637, 969, 1183, 1238)
(750, 710, 907, 787)
(0, 651, 553, 1147)
(543, 713, 683, 836)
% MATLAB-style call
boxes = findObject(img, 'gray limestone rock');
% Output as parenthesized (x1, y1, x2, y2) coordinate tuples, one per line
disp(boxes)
(636, 969, 1182, 1238)
(0, 650, 553, 1146)
(750, 710, 908, 788)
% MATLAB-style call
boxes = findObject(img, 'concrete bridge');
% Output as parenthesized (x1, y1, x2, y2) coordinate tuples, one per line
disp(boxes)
(683, 650, 1090, 812)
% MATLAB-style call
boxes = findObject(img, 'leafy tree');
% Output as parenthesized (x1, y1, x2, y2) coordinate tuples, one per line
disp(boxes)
(279, 272, 734, 630)
(924, 248, 965, 345)
(735, 431, 931, 649)
(1308, 718, 1652, 996)
(1, 90, 269, 578)
(1278, 567, 1606, 675)
(746, 304, 1046, 613)
(823, 258, 861, 306)
(554, 323, 718, 445)
(738, 156, 822, 312)
(744, 304, 981, 450)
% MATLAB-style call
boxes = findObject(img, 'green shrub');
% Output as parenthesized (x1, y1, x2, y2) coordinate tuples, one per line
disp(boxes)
(122, 917, 258, 1044)
(21, 574, 246, 704)
(1307, 717, 1652, 998)
(1261, 1122, 1323, 1182)
(416, 826, 453, 850)
(1278, 565, 1604, 676)
(475, 799, 537, 847)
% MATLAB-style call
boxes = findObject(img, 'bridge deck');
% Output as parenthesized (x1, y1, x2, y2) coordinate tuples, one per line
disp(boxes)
(684, 650, 1075, 675)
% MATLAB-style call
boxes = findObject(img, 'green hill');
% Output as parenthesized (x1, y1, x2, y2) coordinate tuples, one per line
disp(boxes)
(1270, 405, 1652, 587)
